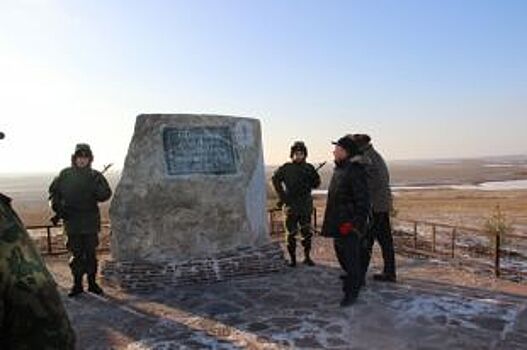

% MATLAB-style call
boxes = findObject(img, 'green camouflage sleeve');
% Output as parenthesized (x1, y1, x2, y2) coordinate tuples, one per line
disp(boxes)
(0, 197, 76, 350)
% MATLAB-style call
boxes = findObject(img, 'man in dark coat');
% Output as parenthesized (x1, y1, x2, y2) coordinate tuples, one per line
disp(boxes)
(352, 134, 396, 282)
(49, 143, 112, 296)
(1, 132, 76, 349)
(321, 135, 371, 307)
(272, 141, 321, 267)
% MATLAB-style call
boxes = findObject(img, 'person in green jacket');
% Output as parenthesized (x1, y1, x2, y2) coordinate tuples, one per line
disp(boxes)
(272, 141, 321, 267)
(49, 143, 112, 297)
(1, 133, 75, 349)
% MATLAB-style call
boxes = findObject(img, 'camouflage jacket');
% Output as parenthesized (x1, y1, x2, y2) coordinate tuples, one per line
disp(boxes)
(0, 193, 76, 350)
(49, 166, 112, 235)
(272, 161, 321, 214)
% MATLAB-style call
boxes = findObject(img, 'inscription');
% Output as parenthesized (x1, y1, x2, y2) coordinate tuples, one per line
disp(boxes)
(163, 127, 237, 175)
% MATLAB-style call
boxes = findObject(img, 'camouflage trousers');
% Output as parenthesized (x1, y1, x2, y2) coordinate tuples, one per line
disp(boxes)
(284, 211, 313, 251)
(66, 234, 99, 277)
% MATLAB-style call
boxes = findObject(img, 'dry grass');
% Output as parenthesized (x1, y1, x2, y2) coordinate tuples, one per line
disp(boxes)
(393, 189, 527, 232)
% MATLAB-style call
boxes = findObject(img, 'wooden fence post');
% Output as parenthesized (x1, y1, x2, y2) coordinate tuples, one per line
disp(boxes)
(494, 233, 501, 277)
(432, 225, 436, 253)
(46, 226, 52, 254)
(268, 210, 274, 235)
(313, 207, 318, 231)
(413, 222, 418, 249)
(451, 228, 456, 258)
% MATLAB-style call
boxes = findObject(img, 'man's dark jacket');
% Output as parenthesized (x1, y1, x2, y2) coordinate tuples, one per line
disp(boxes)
(321, 157, 371, 238)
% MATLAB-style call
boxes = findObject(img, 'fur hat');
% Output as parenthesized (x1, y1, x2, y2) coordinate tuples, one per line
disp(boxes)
(332, 135, 361, 157)
(351, 134, 371, 147)
(290, 141, 308, 158)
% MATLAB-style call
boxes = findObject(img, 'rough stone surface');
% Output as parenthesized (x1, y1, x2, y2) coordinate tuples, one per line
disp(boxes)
(46, 246, 527, 350)
(110, 114, 268, 262)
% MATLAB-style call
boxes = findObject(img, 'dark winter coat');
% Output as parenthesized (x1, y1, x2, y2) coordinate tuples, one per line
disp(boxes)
(49, 167, 112, 236)
(321, 156, 371, 238)
(362, 144, 392, 213)
(272, 161, 321, 215)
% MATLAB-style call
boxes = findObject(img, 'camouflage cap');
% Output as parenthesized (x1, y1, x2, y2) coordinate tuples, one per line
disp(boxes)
(74, 143, 93, 157)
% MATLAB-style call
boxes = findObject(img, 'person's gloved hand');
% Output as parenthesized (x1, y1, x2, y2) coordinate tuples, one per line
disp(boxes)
(339, 222, 354, 236)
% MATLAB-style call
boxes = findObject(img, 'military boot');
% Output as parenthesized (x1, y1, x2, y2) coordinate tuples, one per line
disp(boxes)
(287, 246, 297, 267)
(68, 275, 84, 297)
(303, 248, 315, 266)
(339, 293, 358, 307)
(87, 274, 104, 295)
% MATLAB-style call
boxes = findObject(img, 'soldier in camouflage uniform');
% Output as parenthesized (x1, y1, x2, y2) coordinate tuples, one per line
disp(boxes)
(272, 141, 321, 267)
(49, 143, 112, 297)
(0, 133, 75, 349)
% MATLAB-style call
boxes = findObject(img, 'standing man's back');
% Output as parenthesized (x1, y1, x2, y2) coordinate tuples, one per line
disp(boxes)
(352, 134, 396, 282)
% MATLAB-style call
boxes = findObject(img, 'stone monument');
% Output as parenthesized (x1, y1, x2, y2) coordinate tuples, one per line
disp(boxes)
(103, 114, 284, 291)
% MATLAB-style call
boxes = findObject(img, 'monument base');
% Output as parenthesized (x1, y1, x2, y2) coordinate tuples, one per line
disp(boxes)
(102, 242, 286, 292)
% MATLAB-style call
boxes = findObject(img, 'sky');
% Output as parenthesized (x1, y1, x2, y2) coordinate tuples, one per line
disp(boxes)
(1, 0, 526, 173)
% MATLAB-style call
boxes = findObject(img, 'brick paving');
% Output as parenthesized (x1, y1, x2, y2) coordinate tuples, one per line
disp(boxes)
(45, 237, 527, 349)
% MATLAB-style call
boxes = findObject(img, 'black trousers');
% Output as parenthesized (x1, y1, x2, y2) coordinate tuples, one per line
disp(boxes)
(66, 234, 99, 277)
(285, 211, 312, 251)
(363, 211, 396, 277)
(334, 234, 362, 296)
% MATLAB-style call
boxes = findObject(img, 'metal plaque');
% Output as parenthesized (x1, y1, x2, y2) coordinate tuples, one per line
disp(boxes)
(163, 127, 237, 175)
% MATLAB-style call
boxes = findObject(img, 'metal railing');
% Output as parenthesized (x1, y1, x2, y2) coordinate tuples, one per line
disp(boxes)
(393, 218, 527, 278)
(268, 207, 318, 235)
(27, 214, 527, 280)
(26, 222, 111, 255)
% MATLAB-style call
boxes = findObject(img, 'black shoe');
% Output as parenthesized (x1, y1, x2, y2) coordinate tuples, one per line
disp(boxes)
(373, 273, 396, 283)
(339, 294, 358, 307)
(303, 257, 315, 266)
(87, 273, 104, 294)
(88, 282, 104, 295)
(287, 247, 296, 268)
(68, 285, 84, 297)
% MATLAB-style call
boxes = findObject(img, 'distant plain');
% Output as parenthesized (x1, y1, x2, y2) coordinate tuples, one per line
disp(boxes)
(1, 155, 526, 233)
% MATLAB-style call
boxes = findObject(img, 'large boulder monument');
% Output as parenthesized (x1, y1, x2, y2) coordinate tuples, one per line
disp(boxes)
(103, 114, 284, 291)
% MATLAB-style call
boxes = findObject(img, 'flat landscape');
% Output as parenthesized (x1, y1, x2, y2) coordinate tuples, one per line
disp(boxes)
(2, 155, 527, 233)
(3, 155, 527, 349)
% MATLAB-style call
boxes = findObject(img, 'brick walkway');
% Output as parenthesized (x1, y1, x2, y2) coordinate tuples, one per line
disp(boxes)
(46, 238, 527, 349)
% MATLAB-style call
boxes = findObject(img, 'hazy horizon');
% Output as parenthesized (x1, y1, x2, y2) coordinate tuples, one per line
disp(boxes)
(1, 152, 527, 176)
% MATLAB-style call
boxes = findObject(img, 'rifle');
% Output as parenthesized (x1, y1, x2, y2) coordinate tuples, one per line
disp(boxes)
(314, 161, 327, 172)
(50, 163, 113, 226)
(274, 161, 327, 209)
